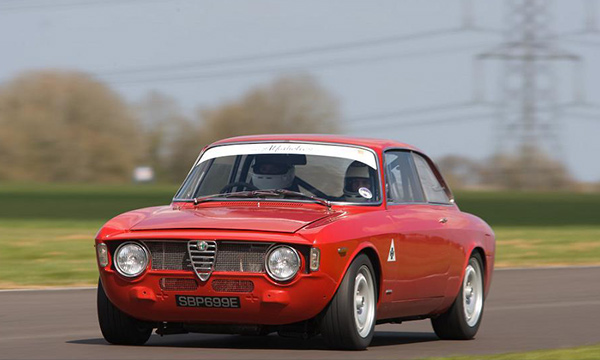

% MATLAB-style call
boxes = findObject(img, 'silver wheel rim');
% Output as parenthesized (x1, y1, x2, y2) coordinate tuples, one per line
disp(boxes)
(354, 265, 375, 338)
(463, 260, 483, 327)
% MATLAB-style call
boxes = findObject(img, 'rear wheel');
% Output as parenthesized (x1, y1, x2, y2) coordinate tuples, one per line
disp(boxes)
(431, 253, 485, 340)
(321, 254, 377, 350)
(97, 279, 153, 345)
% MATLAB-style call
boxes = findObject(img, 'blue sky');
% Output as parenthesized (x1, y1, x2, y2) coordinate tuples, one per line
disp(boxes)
(1, 0, 599, 181)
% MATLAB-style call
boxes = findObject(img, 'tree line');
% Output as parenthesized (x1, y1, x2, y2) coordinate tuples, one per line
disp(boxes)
(0, 69, 588, 190)
(0, 71, 339, 183)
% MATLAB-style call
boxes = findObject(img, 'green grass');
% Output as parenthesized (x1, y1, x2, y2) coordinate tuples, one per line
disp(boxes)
(0, 183, 599, 287)
(494, 226, 600, 267)
(0, 182, 178, 221)
(422, 343, 600, 360)
(454, 191, 600, 226)
(0, 220, 102, 287)
(1, 185, 598, 226)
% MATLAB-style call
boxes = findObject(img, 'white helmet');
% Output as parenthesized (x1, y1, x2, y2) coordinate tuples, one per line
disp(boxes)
(344, 161, 373, 202)
(251, 159, 295, 190)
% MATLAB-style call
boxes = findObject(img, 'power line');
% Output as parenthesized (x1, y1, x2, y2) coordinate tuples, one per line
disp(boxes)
(345, 102, 485, 124)
(0, 0, 170, 12)
(99, 27, 501, 77)
(566, 112, 600, 121)
(105, 43, 490, 85)
(559, 38, 600, 47)
(344, 112, 495, 132)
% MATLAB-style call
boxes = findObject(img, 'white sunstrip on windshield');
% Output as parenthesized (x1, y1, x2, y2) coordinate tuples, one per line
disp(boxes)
(197, 143, 378, 169)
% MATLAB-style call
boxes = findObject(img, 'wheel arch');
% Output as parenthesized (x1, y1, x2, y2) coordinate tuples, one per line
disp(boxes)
(470, 247, 486, 281)
(446, 245, 488, 304)
(356, 247, 382, 302)
(324, 242, 384, 308)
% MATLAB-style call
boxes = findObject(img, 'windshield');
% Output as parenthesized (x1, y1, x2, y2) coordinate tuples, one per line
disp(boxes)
(174, 142, 381, 204)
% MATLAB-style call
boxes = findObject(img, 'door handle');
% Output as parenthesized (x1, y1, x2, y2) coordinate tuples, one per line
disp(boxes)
(439, 217, 448, 224)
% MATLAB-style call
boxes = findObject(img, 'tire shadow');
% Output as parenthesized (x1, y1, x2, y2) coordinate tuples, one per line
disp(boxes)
(67, 331, 439, 350)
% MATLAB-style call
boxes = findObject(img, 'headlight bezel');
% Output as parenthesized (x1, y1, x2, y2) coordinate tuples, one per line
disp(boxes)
(114, 241, 150, 278)
(265, 245, 301, 282)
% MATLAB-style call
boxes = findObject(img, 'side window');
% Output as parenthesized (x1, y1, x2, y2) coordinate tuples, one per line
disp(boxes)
(412, 153, 450, 204)
(384, 151, 424, 203)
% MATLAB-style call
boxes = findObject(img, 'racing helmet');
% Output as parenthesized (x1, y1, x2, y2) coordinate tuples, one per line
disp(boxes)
(344, 161, 373, 201)
(251, 156, 295, 190)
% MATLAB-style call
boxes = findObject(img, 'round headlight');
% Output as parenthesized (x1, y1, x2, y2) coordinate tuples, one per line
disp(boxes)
(114, 242, 149, 278)
(266, 245, 300, 282)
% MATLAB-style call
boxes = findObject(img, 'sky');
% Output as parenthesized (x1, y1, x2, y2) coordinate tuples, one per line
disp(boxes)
(1, 0, 599, 181)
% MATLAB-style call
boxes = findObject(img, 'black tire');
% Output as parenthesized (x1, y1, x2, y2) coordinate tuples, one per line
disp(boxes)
(320, 254, 377, 350)
(431, 252, 485, 340)
(97, 279, 153, 345)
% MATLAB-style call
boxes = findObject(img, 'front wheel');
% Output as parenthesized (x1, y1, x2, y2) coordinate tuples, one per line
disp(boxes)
(97, 279, 153, 345)
(320, 254, 377, 350)
(431, 252, 485, 340)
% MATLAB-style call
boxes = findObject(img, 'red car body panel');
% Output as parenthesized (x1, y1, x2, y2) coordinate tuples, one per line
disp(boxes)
(129, 204, 332, 233)
(96, 135, 495, 326)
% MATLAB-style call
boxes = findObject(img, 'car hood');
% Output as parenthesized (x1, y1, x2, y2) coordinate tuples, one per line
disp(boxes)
(129, 205, 333, 234)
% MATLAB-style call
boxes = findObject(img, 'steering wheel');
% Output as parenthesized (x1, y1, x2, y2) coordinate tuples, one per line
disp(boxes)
(219, 182, 259, 193)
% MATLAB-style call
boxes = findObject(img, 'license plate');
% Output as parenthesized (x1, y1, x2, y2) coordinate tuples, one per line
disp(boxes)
(175, 295, 240, 308)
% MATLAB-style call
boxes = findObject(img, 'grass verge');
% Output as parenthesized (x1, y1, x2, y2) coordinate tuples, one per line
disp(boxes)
(422, 344, 600, 360)
(1, 184, 599, 287)
(0, 220, 102, 288)
(494, 226, 600, 267)
(1, 220, 599, 288)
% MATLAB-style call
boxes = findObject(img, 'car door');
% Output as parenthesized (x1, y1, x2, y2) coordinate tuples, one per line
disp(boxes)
(384, 150, 454, 302)
(409, 152, 460, 298)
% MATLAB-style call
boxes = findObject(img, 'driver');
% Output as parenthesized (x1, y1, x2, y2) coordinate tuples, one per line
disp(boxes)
(251, 155, 296, 190)
(343, 161, 373, 202)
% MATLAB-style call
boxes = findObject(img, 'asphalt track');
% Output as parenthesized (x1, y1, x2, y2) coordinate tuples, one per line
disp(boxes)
(1, 267, 599, 359)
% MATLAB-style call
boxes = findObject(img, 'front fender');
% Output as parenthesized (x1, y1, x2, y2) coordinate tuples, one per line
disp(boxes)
(316, 239, 384, 304)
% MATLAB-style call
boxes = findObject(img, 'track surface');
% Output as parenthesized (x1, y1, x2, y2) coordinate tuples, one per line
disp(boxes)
(1, 267, 599, 359)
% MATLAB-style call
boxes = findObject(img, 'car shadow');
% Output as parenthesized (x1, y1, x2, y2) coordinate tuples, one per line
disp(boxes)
(67, 331, 439, 350)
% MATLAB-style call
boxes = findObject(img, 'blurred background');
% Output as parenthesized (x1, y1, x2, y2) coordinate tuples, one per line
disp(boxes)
(0, 0, 599, 287)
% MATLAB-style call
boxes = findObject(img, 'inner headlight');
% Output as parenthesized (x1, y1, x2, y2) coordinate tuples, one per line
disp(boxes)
(114, 242, 149, 278)
(266, 245, 300, 282)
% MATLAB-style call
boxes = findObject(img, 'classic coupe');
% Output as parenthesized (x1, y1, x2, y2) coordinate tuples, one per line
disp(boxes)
(95, 135, 495, 350)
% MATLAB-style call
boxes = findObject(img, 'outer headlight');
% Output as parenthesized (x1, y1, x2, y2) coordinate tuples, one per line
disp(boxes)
(266, 245, 300, 282)
(114, 242, 149, 278)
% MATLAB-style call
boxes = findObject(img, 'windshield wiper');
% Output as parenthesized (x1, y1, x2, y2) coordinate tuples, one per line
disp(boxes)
(192, 191, 261, 204)
(192, 193, 226, 205)
(255, 189, 332, 210)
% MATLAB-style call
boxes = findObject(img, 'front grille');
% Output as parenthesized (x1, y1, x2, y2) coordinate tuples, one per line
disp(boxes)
(145, 241, 192, 271)
(144, 240, 272, 281)
(214, 242, 270, 273)
(188, 240, 217, 281)
(160, 278, 198, 291)
(212, 279, 254, 293)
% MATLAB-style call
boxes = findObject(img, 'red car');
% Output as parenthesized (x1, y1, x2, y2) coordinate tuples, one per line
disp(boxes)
(95, 135, 495, 350)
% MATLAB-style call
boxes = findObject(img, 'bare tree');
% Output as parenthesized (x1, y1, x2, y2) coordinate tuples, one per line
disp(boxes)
(0, 70, 141, 182)
(437, 155, 482, 189)
(165, 74, 341, 181)
(136, 91, 191, 181)
(0, 72, 340, 183)
(480, 150, 573, 190)
(198, 74, 340, 144)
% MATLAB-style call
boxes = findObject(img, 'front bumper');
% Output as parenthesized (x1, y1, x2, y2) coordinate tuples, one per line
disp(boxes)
(99, 270, 337, 325)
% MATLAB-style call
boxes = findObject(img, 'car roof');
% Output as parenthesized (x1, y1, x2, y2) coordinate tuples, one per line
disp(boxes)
(210, 134, 422, 153)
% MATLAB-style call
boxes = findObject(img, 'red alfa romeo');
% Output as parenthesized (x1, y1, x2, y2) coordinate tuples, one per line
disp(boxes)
(95, 135, 495, 350)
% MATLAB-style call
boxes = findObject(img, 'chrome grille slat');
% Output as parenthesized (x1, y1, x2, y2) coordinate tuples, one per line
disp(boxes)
(144, 240, 273, 281)
(188, 240, 217, 282)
